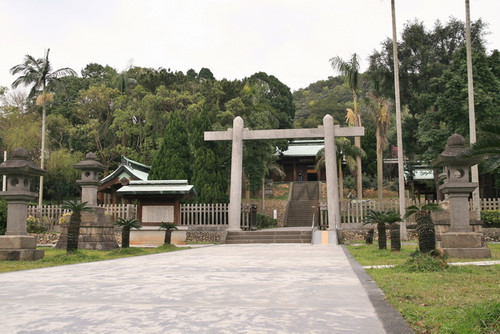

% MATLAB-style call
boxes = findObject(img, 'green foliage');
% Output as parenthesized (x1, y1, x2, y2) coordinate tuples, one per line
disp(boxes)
(26, 215, 50, 233)
(405, 203, 440, 254)
(396, 251, 450, 272)
(442, 301, 500, 334)
(367, 17, 497, 166)
(44, 149, 83, 203)
(481, 210, 500, 227)
(0, 199, 7, 235)
(363, 209, 402, 251)
(159, 222, 178, 231)
(257, 214, 278, 229)
(149, 111, 191, 181)
(61, 200, 94, 253)
(114, 218, 141, 248)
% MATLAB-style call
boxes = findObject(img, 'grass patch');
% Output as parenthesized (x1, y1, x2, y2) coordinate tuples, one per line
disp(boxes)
(0, 244, 183, 273)
(346, 243, 500, 333)
(347, 242, 500, 266)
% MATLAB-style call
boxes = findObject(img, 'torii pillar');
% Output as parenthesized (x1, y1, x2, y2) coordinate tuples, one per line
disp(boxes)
(205, 115, 364, 244)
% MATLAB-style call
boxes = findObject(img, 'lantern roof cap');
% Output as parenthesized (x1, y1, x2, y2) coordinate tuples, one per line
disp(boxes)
(0, 147, 46, 176)
(73, 152, 105, 171)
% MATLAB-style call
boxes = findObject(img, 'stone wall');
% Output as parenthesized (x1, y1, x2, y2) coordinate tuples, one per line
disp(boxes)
(245, 199, 288, 227)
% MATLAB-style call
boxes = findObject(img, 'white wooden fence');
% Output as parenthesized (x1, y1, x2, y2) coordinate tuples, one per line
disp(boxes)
(319, 198, 500, 229)
(28, 203, 253, 230)
(27, 198, 499, 230)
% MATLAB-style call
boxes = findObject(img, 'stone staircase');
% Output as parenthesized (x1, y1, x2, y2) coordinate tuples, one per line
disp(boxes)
(286, 182, 320, 227)
(225, 230, 312, 244)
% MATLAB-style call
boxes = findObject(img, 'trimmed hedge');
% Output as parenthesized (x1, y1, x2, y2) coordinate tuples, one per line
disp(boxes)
(481, 210, 500, 228)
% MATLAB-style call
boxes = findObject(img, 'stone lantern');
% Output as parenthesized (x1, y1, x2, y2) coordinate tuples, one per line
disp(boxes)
(0, 147, 46, 260)
(55, 153, 118, 250)
(73, 152, 105, 206)
(432, 134, 491, 258)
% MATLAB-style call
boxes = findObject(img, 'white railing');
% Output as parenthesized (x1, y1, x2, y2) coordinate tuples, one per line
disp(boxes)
(319, 198, 500, 229)
(181, 203, 228, 226)
(26, 198, 500, 230)
(28, 203, 253, 229)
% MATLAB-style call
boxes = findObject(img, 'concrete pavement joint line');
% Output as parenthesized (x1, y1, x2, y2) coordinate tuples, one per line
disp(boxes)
(363, 260, 500, 269)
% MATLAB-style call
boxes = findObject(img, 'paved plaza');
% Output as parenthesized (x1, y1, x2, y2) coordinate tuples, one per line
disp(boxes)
(0, 244, 412, 333)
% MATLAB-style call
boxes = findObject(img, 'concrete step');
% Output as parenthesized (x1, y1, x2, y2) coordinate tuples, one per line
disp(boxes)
(225, 230, 312, 244)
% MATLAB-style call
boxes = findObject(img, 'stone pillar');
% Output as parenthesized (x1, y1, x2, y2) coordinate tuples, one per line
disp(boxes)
(0, 148, 46, 260)
(323, 115, 339, 244)
(432, 134, 490, 258)
(228, 117, 244, 231)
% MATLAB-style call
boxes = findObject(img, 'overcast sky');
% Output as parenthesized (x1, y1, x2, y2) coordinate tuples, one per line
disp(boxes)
(1, 0, 499, 92)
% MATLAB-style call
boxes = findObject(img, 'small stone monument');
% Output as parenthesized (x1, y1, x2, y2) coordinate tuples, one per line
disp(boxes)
(0, 148, 46, 260)
(432, 134, 491, 258)
(55, 153, 118, 250)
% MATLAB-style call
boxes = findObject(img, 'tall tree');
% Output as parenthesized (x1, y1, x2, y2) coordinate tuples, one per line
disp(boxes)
(149, 111, 192, 180)
(330, 53, 363, 199)
(465, 0, 480, 219)
(367, 93, 391, 204)
(391, 0, 407, 240)
(10, 49, 76, 205)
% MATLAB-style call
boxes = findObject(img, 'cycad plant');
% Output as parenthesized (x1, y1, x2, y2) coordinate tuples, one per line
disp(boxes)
(114, 218, 141, 248)
(61, 200, 94, 253)
(405, 203, 441, 254)
(159, 222, 178, 244)
(363, 209, 402, 251)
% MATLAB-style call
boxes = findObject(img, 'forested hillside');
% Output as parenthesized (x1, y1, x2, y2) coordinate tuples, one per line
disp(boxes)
(1, 17, 499, 203)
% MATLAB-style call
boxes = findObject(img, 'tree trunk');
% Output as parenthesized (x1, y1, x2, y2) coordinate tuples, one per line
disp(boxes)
(38, 92, 46, 207)
(416, 212, 436, 254)
(391, 0, 408, 241)
(66, 212, 81, 253)
(376, 132, 383, 206)
(390, 223, 401, 251)
(164, 230, 172, 244)
(121, 226, 130, 248)
(465, 0, 481, 220)
(377, 223, 387, 250)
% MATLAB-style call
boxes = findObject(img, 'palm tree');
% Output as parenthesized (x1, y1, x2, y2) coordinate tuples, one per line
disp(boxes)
(10, 49, 77, 206)
(461, 123, 500, 171)
(61, 200, 94, 253)
(159, 222, 178, 244)
(363, 209, 402, 251)
(316, 137, 366, 209)
(330, 53, 363, 199)
(114, 218, 141, 248)
(367, 93, 391, 205)
(405, 203, 441, 254)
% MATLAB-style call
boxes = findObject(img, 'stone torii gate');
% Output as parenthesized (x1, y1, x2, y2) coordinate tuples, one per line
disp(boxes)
(205, 114, 364, 243)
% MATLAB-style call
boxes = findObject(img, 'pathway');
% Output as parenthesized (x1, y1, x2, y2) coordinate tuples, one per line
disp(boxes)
(0, 244, 412, 333)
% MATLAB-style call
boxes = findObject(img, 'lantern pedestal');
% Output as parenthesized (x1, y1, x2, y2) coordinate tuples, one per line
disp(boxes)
(0, 235, 44, 260)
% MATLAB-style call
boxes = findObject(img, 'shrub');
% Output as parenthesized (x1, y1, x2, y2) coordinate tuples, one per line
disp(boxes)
(257, 214, 277, 229)
(396, 251, 450, 272)
(481, 210, 500, 227)
(26, 215, 50, 234)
